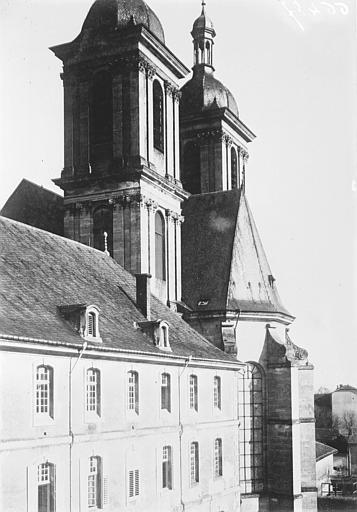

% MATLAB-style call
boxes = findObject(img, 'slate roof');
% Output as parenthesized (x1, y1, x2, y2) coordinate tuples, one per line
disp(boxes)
(316, 441, 337, 462)
(0, 216, 236, 363)
(182, 189, 292, 319)
(0, 179, 64, 236)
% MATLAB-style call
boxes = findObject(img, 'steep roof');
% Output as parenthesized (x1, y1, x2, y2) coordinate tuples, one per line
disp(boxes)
(0, 216, 236, 364)
(182, 189, 292, 320)
(0, 179, 63, 236)
(316, 441, 337, 462)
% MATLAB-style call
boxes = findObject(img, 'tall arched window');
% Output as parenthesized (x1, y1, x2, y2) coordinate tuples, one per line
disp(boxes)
(38, 462, 55, 512)
(231, 147, 238, 189)
(153, 80, 164, 152)
(155, 211, 166, 281)
(88, 456, 102, 509)
(182, 142, 201, 194)
(93, 206, 113, 255)
(90, 71, 113, 168)
(35, 365, 54, 418)
(238, 363, 264, 493)
(86, 368, 101, 416)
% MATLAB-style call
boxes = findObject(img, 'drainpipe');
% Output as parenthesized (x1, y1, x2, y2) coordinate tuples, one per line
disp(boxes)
(69, 341, 88, 512)
(178, 355, 192, 511)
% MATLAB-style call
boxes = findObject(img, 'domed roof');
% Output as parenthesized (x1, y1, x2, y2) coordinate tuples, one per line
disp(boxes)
(192, 8, 215, 37)
(82, 0, 165, 44)
(181, 67, 239, 118)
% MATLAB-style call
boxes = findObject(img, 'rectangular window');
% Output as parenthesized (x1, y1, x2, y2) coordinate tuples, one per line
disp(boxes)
(86, 369, 101, 416)
(128, 371, 139, 414)
(161, 373, 171, 412)
(38, 463, 55, 512)
(128, 469, 139, 499)
(88, 456, 102, 509)
(36, 366, 53, 417)
(190, 442, 199, 485)
(214, 438, 223, 477)
(162, 446, 172, 490)
(213, 376, 221, 410)
(189, 375, 198, 411)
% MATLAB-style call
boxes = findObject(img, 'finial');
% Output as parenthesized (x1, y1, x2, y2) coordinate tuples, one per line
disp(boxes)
(103, 231, 110, 256)
(201, 0, 206, 14)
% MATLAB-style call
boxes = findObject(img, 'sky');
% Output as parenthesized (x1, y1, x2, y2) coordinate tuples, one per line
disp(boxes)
(0, 0, 356, 390)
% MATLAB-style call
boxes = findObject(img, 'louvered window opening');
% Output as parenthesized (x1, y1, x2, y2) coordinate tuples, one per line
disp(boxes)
(88, 312, 96, 337)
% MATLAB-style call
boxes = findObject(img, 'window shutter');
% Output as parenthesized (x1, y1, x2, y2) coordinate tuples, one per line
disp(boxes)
(129, 470, 134, 499)
(134, 469, 139, 496)
(103, 476, 109, 507)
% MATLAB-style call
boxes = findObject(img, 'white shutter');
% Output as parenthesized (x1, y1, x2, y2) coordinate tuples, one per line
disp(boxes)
(128, 470, 134, 499)
(27, 464, 38, 512)
(134, 469, 139, 497)
(101, 457, 109, 508)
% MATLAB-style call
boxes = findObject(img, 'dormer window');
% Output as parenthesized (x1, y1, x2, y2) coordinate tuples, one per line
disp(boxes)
(57, 303, 102, 342)
(85, 306, 101, 342)
(136, 319, 171, 352)
(158, 321, 171, 351)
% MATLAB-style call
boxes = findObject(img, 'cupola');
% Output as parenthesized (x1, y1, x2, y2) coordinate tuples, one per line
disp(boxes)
(191, 0, 216, 69)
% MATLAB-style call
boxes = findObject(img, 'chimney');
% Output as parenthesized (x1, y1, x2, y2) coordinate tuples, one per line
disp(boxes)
(135, 274, 152, 320)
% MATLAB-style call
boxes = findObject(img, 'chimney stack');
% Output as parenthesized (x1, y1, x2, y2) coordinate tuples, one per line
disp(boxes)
(135, 274, 152, 320)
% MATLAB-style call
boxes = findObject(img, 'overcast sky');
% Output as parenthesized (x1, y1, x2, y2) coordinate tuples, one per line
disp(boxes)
(0, 0, 356, 390)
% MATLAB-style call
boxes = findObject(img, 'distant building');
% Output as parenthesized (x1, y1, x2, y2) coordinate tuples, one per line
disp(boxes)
(0, 0, 317, 511)
(315, 442, 338, 496)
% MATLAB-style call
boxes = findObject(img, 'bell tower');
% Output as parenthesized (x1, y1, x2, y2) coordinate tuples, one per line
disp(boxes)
(51, 0, 189, 306)
(180, 2, 255, 195)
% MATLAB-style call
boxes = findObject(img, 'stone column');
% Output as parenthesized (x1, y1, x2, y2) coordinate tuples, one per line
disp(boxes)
(173, 90, 181, 181)
(64, 204, 75, 240)
(113, 199, 125, 267)
(79, 79, 90, 174)
(138, 60, 148, 165)
(146, 66, 156, 168)
(165, 82, 174, 179)
(79, 202, 92, 247)
(112, 73, 123, 168)
(63, 76, 75, 175)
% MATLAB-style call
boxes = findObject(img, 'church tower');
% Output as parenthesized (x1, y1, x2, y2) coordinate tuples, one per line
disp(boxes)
(51, 0, 189, 307)
(180, 1, 255, 194)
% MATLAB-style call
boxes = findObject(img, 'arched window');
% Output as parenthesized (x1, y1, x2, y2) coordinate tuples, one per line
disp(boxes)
(155, 212, 166, 281)
(162, 446, 173, 489)
(86, 368, 101, 416)
(214, 438, 223, 477)
(161, 373, 171, 412)
(153, 80, 164, 152)
(38, 462, 55, 512)
(90, 71, 113, 168)
(231, 147, 238, 189)
(213, 376, 221, 410)
(205, 41, 211, 65)
(182, 142, 201, 194)
(189, 374, 198, 412)
(35, 365, 54, 418)
(93, 206, 113, 255)
(88, 456, 102, 509)
(128, 371, 139, 414)
(190, 442, 199, 485)
(238, 363, 264, 493)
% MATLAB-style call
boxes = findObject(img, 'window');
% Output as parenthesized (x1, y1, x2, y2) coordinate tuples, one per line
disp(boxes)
(128, 371, 139, 414)
(190, 442, 199, 485)
(182, 142, 201, 194)
(162, 446, 173, 490)
(36, 365, 54, 418)
(155, 212, 166, 281)
(153, 80, 164, 152)
(88, 456, 102, 509)
(214, 438, 223, 477)
(161, 373, 171, 412)
(158, 322, 170, 351)
(128, 469, 139, 499)
(86, 369, 101, 416)
(189, 375, 198, 412)
(213, 376, 221, 410)
(38, 463, 55, 512)
(231, 147, 238, 189)
(90, 71, 113, 166)
(88, 312, 96, 337)
(239, 363, 264, 493)
(93, 206, 113, 255)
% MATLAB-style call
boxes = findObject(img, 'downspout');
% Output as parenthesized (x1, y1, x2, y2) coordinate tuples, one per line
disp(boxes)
(69, 341, 88, 512)
(178, 355, 192, 511)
